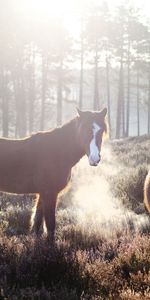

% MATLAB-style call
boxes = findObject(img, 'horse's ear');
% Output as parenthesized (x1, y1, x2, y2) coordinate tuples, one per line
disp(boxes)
(100, 107, 107, 118)
(76, 107, 84, 117)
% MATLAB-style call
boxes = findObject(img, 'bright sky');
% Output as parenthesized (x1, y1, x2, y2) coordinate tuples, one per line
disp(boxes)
(14, 0, 150, 36)
(19, 0, 150, 16)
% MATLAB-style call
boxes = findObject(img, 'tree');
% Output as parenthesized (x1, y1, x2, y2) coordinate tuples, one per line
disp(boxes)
(79, 17, 85, 109)
(86, 2, 111, 111)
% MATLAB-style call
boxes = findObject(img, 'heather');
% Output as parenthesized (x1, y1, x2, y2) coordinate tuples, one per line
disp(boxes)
(0, 136, 150, 299)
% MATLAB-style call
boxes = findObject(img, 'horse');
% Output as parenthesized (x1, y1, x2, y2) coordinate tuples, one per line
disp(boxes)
(0, 108, 107, 240)
(144, 170, 150, 213)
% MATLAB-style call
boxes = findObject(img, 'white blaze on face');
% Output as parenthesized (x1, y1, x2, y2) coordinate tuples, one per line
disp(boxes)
(89, 122, 101, 166)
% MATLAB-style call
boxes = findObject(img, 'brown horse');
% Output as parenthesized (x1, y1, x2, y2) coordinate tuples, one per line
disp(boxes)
(144, 170, 150, 213)
(0, 108, 107, 239)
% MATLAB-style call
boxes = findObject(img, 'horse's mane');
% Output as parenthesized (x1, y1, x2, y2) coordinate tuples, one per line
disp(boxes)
(103, 120, 109, 138)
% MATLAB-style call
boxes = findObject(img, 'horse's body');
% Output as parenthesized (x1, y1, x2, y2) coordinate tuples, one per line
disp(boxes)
(0, 121, 82, 194)
(0, 108, 107, 239)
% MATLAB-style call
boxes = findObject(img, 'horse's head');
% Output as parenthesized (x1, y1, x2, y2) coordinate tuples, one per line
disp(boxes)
(77, 108, 107, 166)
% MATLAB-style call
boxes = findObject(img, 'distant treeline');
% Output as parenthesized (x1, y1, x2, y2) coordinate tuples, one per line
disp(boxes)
(0, 0, 150, 138)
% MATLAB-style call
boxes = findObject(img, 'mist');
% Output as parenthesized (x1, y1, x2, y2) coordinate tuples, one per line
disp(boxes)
(68, 143, 149, 237)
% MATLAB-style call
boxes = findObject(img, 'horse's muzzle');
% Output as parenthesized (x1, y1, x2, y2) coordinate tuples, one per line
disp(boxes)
(88, 155, 101, 166)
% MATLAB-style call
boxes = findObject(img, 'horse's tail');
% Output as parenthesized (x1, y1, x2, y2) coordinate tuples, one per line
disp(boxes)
(144, 170, 150, 213)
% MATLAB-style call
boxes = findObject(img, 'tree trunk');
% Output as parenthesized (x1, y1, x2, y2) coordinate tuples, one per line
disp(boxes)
(15, 78, 26, 137)
(105, 44, 111, 137)
(116, 49, 124, 139)
(126, 38, 131, 137)
(148, 43, 150, 135)
(2, 96, 9, 137)
(57, 57, 63, 126)
(13, 62, 26, 138)
(148, 71, 150, 135)
(20, 70, 26, 137)
(40, 54, 47, 131)
(1, 66, 9, 137)
(93, 37, 99, 110)
(29, 46, 35, 134)
(136, 69, 140, 136)
(79, 18, 84, 109)
(12, 76, 18, 138)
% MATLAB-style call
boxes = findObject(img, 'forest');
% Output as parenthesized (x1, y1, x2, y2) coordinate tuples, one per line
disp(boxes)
(0, 0, 150, 138)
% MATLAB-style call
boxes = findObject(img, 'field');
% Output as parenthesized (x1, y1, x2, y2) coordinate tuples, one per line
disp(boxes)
(0, 136, 150, 300)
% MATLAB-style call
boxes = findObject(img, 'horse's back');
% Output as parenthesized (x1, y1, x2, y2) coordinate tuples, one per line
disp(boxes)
(0, 136, 38, 193)
(0, 136, 34, 167)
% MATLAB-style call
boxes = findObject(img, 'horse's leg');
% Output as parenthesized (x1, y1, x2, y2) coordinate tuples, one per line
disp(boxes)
(31, 194, 44, 235)
(41, 191, 57, 241)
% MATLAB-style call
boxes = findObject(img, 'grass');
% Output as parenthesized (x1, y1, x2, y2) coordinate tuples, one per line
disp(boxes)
(0, 136, 150, 299)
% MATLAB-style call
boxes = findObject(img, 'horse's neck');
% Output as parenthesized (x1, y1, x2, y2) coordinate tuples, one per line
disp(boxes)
(60, 118, 84, 168)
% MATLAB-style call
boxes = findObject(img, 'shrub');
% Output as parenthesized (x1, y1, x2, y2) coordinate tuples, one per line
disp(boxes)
(109, 165, 148, 212)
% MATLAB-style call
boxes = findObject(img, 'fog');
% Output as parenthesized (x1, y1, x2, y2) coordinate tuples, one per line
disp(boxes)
(68, 144, 149, 237)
